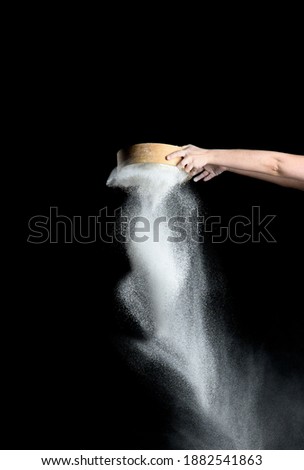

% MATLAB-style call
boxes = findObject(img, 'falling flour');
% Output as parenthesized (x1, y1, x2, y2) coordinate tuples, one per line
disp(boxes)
(107, 163, 304, 450)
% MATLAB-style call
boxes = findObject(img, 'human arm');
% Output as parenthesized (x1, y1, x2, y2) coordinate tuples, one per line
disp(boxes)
(197, 164, 304, 190)
(166, 146, 304, 189)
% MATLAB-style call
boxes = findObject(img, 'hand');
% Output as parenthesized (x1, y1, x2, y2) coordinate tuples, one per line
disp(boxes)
(193, 164, 226, 182)
(166, 145, 211, 175)
(166, 145, 225, 182)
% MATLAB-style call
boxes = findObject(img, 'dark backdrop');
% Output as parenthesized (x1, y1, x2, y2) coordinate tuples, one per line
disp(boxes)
(12, 25, 304, 449)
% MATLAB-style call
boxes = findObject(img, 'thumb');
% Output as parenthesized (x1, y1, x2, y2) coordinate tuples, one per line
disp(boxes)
(166, 149, 186, 161)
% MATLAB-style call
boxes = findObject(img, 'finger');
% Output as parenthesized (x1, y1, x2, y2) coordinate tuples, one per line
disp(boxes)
(166, 149, 187, 161)
(193, 170, 209, 181)
(184, 164, 194, 173)
(177, 156, 192, 170)
(204, 174, 215, 181)
(191, 168, 203, 177)
(184, 167, 192, 174)
(193, 172, 206, 182)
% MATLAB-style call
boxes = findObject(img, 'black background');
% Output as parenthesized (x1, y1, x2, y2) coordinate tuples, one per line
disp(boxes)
(12, 16, 304, 449)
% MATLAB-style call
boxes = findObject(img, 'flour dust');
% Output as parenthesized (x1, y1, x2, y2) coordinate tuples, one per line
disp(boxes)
(107, 163, 304, 449)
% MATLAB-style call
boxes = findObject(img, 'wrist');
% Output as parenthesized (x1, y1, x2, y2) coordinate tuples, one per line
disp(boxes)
(207, 148, 228, 167)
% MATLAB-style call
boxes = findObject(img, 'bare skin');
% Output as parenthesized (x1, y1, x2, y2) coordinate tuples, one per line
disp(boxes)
(166, 146, 304, 191)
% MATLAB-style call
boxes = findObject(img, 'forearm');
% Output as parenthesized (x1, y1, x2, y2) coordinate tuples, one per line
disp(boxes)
(208, 149, 304, 180)
(227, 168, 304, 191)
